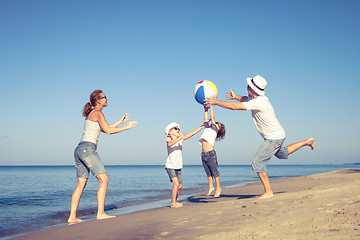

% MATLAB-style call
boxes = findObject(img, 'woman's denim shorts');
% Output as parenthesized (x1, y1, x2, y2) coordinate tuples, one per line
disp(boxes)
(252, 138, 288, 173)
(74, 141, 106, 178)
(201, 150, 220, 178)
(165, 168, 182, 184)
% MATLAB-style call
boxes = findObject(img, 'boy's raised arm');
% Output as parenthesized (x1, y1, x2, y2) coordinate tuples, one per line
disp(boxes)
(210, 105, 216, 125)
(204, 105, 210, 124)
(167, 134, 185, 147)
(184, 123, 205, 140)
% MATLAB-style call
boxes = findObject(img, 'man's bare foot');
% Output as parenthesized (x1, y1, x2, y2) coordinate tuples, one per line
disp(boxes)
(67, 217, 84, 224)
(97, 213, 116, 220)
(170, 202, 183, 208)
(207, 187, 215, 196)
(214, 187, 222, 198)
(307, 137, 315, 150)
(254, 192, 274, 200)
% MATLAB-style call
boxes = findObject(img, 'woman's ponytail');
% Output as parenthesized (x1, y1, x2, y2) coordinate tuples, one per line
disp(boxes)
(82, 90, 103, 117)
(82, 102, 93, 117)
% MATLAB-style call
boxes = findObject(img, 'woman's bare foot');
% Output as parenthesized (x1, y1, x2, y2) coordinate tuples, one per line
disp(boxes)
(67, 217, 84, 224)
(97, 213, 116, 220)
(307, 137, 315, 150)
(254, 192, 274, 200)
(214, 187, 222, 198)
(207, 187, 215, 196)
(170, 202, 183, 208)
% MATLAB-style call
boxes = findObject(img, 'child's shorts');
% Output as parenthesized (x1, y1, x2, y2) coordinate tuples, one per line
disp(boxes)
(165, 168, 182, 184)
(252, 138, 288, 173)
(74, 141, 106, 178)
(201, 150, 220, 178)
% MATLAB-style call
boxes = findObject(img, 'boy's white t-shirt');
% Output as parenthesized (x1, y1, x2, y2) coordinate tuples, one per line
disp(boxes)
(242, 96, 286, 140)
(199, 124, 218, 146)
(165, 138, 183, 169)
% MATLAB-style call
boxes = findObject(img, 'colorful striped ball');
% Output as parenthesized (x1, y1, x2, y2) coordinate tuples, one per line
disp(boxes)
(194, 80, 218, 105)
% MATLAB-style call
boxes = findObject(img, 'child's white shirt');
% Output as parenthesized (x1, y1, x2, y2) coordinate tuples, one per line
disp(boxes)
(165, 137, 183, 169)
(199, 124, 218, 146)
(242, 95, 286, 140)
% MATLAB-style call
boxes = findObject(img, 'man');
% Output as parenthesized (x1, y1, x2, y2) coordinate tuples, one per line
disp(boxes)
(205, 75, 314, 199)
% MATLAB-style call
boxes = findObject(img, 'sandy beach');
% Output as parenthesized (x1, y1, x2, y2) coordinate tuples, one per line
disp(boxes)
(14, 169, 360, 240)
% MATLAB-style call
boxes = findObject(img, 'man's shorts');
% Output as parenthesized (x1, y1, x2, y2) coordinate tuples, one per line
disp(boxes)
(252, 138, 288, 173)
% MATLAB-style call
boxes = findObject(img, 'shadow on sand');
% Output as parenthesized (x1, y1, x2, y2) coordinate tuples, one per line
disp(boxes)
(187, 194, 257, 203)
(187, 191, 287, 203)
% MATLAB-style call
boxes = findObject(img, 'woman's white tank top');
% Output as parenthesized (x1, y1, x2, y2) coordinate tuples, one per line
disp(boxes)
(80, 110, 101, 145)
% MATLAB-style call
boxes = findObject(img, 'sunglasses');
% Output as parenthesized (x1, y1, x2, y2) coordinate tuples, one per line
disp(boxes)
(172, 127, 180, 131)
(99, 96, 107, 99)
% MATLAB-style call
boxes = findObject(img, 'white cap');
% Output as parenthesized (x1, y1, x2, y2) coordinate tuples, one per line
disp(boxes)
(165, 122, 180, 136)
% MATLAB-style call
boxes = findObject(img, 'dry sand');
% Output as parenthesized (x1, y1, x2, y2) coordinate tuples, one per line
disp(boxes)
(14, 169, 360, 240)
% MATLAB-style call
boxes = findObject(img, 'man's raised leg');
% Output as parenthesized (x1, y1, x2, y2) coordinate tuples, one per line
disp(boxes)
(288, 137, 314, 155)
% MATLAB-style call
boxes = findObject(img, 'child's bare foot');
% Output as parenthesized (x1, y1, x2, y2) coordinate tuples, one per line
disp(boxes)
(254, 192, 274, 200)
(67, 217, 84, 224)
(307, 137, 315, 150)
(214, 187, 222, 198)
(170, 202, 183, 208)
(97, 213, 116, 220)
(207, 187, 215, 196)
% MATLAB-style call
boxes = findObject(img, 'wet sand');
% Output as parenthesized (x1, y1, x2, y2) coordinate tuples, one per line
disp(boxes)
(14, 169, 360, 240)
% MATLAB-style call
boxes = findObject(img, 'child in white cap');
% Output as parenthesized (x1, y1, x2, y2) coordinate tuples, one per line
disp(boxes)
(165, 122, 205, 208)
(205, 75, 314, 199)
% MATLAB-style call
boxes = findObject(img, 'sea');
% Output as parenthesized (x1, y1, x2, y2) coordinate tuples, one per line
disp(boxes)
(0, 164, 359, 239)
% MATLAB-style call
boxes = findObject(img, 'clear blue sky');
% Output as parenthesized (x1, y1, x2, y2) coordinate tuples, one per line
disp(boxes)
(1, 0, 359, 165)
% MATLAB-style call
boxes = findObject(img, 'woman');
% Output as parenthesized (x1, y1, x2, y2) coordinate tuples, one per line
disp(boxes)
(68, 90, 137, 223)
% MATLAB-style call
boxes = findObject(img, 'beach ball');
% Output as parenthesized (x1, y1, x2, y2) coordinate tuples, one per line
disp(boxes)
(194, 80, 218, 105)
